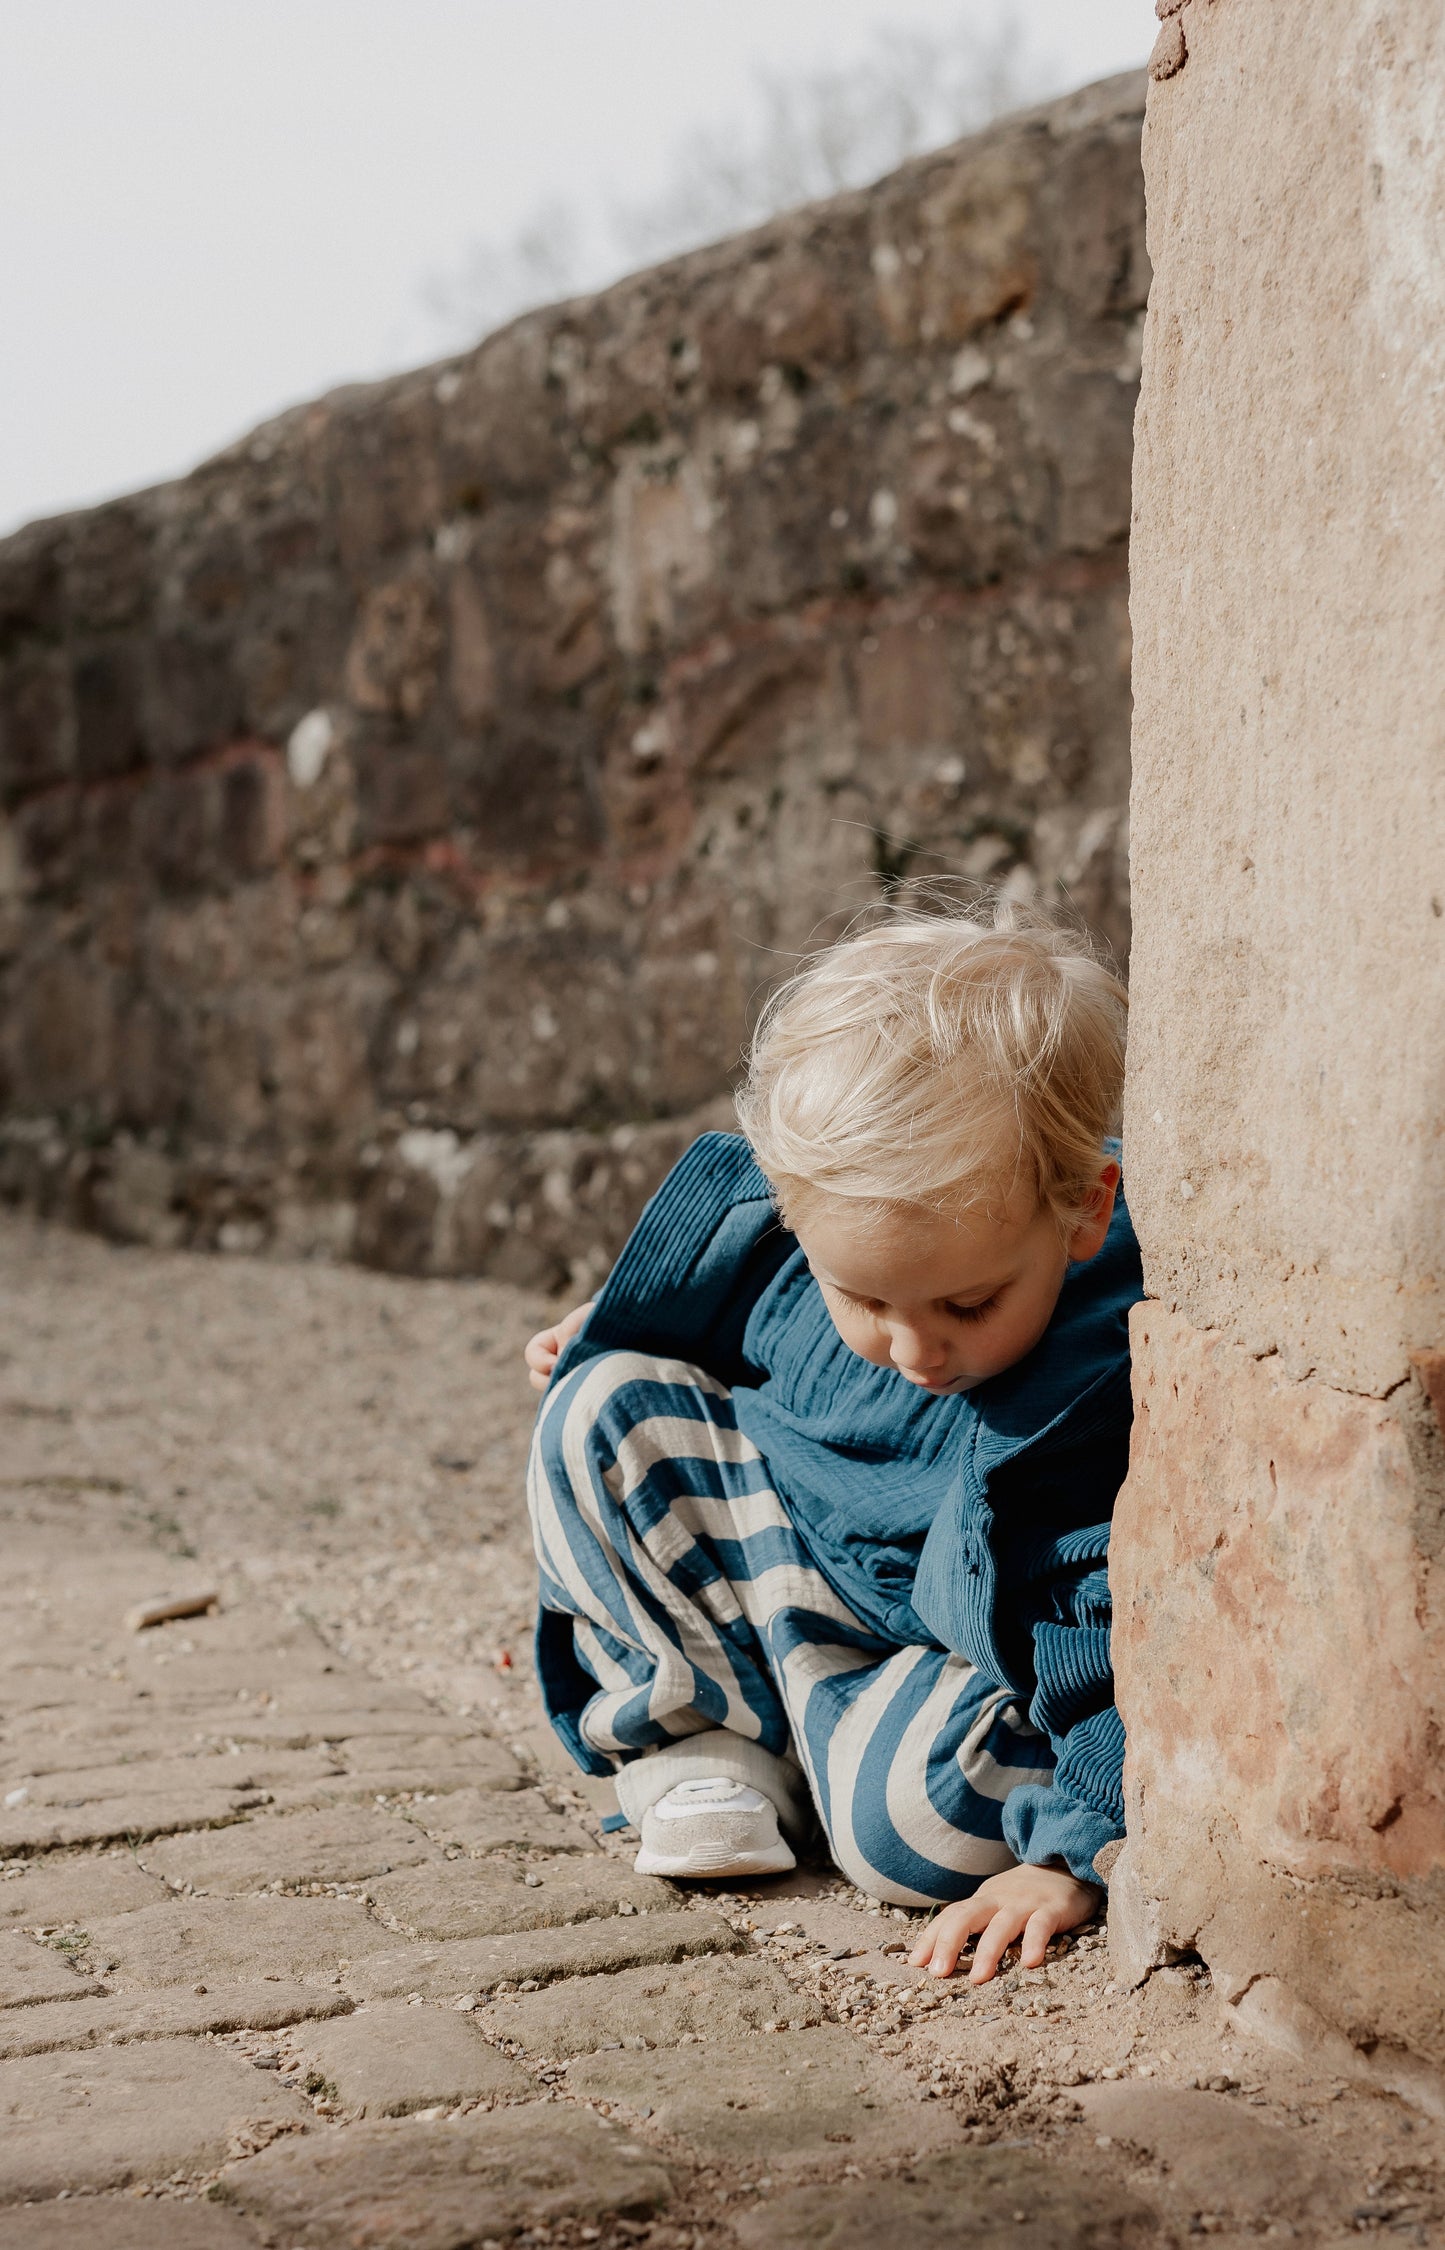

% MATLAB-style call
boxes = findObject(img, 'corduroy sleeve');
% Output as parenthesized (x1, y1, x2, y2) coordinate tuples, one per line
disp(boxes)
(1000, 1566, 1125, 1885)
(552, 1132, 790, 1390)
(1001, 1705, 1125, 1885)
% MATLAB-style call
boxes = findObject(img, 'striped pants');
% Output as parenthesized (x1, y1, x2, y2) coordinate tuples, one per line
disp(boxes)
(527, 1350, 1054, 1907)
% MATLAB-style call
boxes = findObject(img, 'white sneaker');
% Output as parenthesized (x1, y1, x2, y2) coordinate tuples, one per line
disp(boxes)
(633, 1776, 796, 1879)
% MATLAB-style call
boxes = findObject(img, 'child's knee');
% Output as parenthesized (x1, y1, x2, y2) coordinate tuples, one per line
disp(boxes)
(531, 1349, 714, 1530)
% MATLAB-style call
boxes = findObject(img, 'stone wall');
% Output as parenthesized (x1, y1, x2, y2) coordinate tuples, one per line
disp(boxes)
(0, 74, 1145, 1290)
(1114, 2, 1445, 2106)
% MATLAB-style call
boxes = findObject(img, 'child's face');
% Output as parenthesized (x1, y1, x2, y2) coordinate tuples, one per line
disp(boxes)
(794, 1162, 1120, 1396)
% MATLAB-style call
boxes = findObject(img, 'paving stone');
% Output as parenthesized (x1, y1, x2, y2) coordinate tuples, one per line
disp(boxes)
(293, 1998, 532, 2114)
(158, 1676, 434, 1722)
(129, 1608, 332, 1659)
(219, 2102, 670, 2248)
(87, 1894, 398, 1987)
(346, 1909, 744, 2001)
(750, 1893, 947, 1985)
(265, 1734, 526, 1807)
(402, 1786, 594, 1854)
(566, 2024, 959, 2170)
(0, 1792, 269, 1853)
(0, 2036, 309, 2202)
(191, 1748, 351, 1789)
(0, 1856, 166, 1928)
(485, 1952, 810, 2056)
(1074, 2082, 1350, 2224)
(365, 1854, 667, 1941)
(120, 1645, 337, 1701)
(202, 1708, 476, 1749)
(16, 1756, 287, 1807)
(3, 1724, 216, 1777)
(335, 1732, 525, 1785)
(0, 1981, 352, 2058)
(2, 1673, 136, 1716)
(141, 1806, 436, 1894)
(0, 1932, 104, 2008)
(729, 2144, 1159, 2249)
(0, 2194, 265, 2249)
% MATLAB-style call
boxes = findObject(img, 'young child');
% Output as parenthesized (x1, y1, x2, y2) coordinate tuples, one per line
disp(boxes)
(523, 904, 1140, 1985)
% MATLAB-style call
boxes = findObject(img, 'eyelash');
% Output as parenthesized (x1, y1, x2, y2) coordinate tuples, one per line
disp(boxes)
(833, 1289, 1002, 1323)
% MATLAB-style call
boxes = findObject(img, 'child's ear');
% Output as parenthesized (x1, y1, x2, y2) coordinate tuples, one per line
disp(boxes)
(1066, 1160, 1121, 1264)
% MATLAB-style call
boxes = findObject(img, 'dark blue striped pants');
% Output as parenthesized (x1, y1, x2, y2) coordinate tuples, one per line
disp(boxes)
(528, 1350, 1054, 1905)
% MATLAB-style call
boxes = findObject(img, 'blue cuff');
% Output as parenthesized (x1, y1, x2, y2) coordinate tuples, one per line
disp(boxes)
(1002, 1781, 1121, 1887)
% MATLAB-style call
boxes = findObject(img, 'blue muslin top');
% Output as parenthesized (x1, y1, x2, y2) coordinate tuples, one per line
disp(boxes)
(543, 1130, 1143, 1886)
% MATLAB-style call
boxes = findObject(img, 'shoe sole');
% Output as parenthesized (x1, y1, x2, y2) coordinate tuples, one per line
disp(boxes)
(634, 1839, 797, 1879)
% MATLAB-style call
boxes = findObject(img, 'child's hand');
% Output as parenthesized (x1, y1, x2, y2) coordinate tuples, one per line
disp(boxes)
(523, 1302, 596, 1392)
(909, 1863, 1100, 1984)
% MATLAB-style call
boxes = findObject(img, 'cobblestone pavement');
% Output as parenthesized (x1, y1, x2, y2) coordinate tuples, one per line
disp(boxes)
(2, 1214, 1442, 2248)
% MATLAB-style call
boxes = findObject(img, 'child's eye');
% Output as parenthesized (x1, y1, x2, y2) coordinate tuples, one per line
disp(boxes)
(947, 1294, 1001, 1324)
(833, 1287, 880, 1314)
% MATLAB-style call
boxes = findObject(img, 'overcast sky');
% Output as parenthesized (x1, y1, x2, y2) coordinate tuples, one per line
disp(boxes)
(1, 1, 1154, 537)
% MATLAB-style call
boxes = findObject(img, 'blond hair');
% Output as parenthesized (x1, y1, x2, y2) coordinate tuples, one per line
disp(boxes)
(735, 900, 1126, 1239)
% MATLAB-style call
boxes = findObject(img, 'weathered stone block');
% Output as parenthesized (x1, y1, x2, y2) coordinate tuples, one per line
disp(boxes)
(566, 2023, 957, 2169)
(729, 2144, 1158, 2250)
(195, 1703, 465, 1752)
(353, 744, 451, 847)
(19, 1754, 273, 1809)
(1074, 2083, 1349, 2228)
(0, 1982, 352, 2060)
(88, 1894, 397, 1988)
(60, 505, 154, 634)
(345, 1908, 742, 2001)
(1111, 1306, 1445, 2074)
(1115, 1307, 1445, 1883)
(142, 629, 245, 766)
(323, 1732, 525, 1796)
(0, 1790, 268, 1855)
(291, 1998, 531, 2115)
(0, 2037, 308, 2202)
(219, 2103, 669, 2249)
(1038, 110, 1150, 321)
(0, 2197, 264, 2250)
(72, 643, 146, 782)
(0, 651, 73, 804)
(483, 1952, 806, 2057)
(216, 754, 284, 881)
(142, 1806, 437, 1895)
(0, 1856, 166, 1928)
(398, 1786, 594, 1856)
(362, 1855, 670, 1942)
(0, 1933, 103, 2010)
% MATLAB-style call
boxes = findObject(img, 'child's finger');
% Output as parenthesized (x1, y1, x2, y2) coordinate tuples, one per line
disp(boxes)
(968, 1906, 1026, 1984)
(918, 1923, 963, 1977)
(919, 1902, 988, 1978)
(909, 1911, 951, 1966)
(1019, 1906, 1057, 1969)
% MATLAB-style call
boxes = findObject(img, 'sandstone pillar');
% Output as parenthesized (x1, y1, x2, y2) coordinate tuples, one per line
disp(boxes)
(1114, 0, 1445, 2107)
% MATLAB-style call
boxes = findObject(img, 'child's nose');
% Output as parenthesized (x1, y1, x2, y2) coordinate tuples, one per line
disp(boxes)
(889, 1322, 948, 1374)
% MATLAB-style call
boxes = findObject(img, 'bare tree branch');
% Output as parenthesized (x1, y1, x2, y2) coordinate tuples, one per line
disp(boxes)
(421, 7, 1048, 350)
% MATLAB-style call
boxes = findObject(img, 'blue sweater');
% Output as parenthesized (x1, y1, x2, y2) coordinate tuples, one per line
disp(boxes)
(544, 1131, 1143, 1886)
